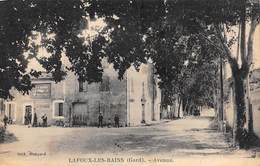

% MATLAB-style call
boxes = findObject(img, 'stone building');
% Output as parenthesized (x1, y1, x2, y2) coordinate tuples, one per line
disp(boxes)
(3, 63, 161, 127)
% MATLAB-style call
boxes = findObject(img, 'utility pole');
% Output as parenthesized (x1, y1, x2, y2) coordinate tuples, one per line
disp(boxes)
(151, 65, 155, 121)
(141, 82, 146, 123)
(219, 55, 224, 128)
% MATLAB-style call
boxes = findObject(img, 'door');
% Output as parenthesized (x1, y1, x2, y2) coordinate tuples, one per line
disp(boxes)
(24, 105, 32, 125)
(72, 103, 88, 126)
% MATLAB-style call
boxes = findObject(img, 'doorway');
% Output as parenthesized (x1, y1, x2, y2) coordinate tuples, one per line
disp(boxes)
(24, 105, 33, 125)
(72, 102, 89, 126)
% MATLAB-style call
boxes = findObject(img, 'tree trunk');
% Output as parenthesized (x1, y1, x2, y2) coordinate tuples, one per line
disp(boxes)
(213, 89, 218, 119)
(213, 2, 258, 148)
(246, 74, 254, 135)
(248, 102, 254, 134)
(233, 71, 247, 148)
(246, 16, 258, 136)
(177, 97, 182, 118)
(231, 85, 238, 147)
(183, 98, 188, 116)
(232, 4, 247, 147)
(187, 99, 191, 116)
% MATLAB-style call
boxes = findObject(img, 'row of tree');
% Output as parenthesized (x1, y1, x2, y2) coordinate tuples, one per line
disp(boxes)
(0, 0, 259, 148)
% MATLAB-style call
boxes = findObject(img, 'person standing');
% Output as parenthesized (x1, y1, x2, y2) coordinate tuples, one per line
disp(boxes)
(107, 118, 112, 128)
(28, 111, 32, 125)
(114, 114, 119, 128)
(41, 114, 47, 127)
(3, 115, 8, 128)
(32, 112, 38, 127)
(24, 112, 29, 125)
(98, 113, 103, 128)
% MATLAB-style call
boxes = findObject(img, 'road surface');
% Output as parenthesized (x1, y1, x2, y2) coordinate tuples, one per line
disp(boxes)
(0, 114, 257, 166)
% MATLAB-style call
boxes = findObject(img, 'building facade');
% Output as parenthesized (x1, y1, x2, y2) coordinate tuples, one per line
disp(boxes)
(3, 63, 161, 127)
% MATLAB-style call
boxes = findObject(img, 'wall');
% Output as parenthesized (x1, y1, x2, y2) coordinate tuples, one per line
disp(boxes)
(126, 63, 161, 126)
(65, 65, 127, 126)
(251, 89, 260, 137)
(5, 62, 161, 127)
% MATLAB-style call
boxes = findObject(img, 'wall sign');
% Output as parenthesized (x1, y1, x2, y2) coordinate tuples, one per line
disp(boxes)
(31, 83, 51, 99)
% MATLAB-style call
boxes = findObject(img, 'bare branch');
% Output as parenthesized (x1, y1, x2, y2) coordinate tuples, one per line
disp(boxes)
(198, 26, 238, 70)
(198, 33, 224, 54)
(213, 25, 238, 70)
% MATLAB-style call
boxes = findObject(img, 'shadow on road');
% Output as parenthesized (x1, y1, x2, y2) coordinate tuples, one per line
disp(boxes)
(2, 131, 18, 144)
(51, 116, 232, 156)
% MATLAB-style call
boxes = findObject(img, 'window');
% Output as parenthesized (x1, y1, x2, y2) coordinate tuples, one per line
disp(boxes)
(79, 80, 88, 92)
(99, 76, 110, 92)
(53, 101, 64, 118)
(58, 103, 63, 116)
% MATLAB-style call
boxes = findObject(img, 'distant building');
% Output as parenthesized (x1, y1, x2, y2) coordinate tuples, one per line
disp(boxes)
(3, 62, 161, 127)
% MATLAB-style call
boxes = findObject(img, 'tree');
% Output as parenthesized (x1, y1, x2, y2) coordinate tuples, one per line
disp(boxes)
(0, 0, 89, 99)
(86, 0, 259, 147)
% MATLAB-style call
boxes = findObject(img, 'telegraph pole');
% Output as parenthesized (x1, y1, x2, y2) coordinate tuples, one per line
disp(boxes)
(219, 56, 224, 125)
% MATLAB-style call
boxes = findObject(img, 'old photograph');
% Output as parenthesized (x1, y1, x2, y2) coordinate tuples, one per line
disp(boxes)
(0, 0, 260, 165)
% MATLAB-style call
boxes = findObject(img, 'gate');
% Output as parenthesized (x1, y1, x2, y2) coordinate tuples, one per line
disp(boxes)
(72, 103, 89, 126)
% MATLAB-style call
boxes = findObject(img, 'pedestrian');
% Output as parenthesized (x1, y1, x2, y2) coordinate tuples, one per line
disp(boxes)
(41, 114, 47, 127)
(24, 113, 28, 125)
(32, 112, 38, 127)
(98, 113, 103, 128)
(3, 115, 8, 128)
(28, 112, 32, 125)
(107, 118, 112, 128)
(114, 114, 119, 128)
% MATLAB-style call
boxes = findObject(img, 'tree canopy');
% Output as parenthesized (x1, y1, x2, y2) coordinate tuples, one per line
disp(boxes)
(0, 0, 88, 98)
(0, 0, 259, 106)
(85, 0, 246, 106)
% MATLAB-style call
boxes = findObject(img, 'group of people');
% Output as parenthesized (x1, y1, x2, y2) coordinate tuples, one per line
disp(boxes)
(30, 112, 48, 127)
(98, 113, 120, 128)
(3, 115, 15, 128)
(2, 113, 48, 128)
(3, 112, 120, 128)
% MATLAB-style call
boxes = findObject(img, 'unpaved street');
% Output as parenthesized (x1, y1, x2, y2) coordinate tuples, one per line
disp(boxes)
(0, 116, 236, 156)
(0, 114, 257, 166)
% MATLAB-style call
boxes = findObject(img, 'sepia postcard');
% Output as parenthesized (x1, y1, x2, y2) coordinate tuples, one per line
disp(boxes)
(0, 0, 260, 165)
